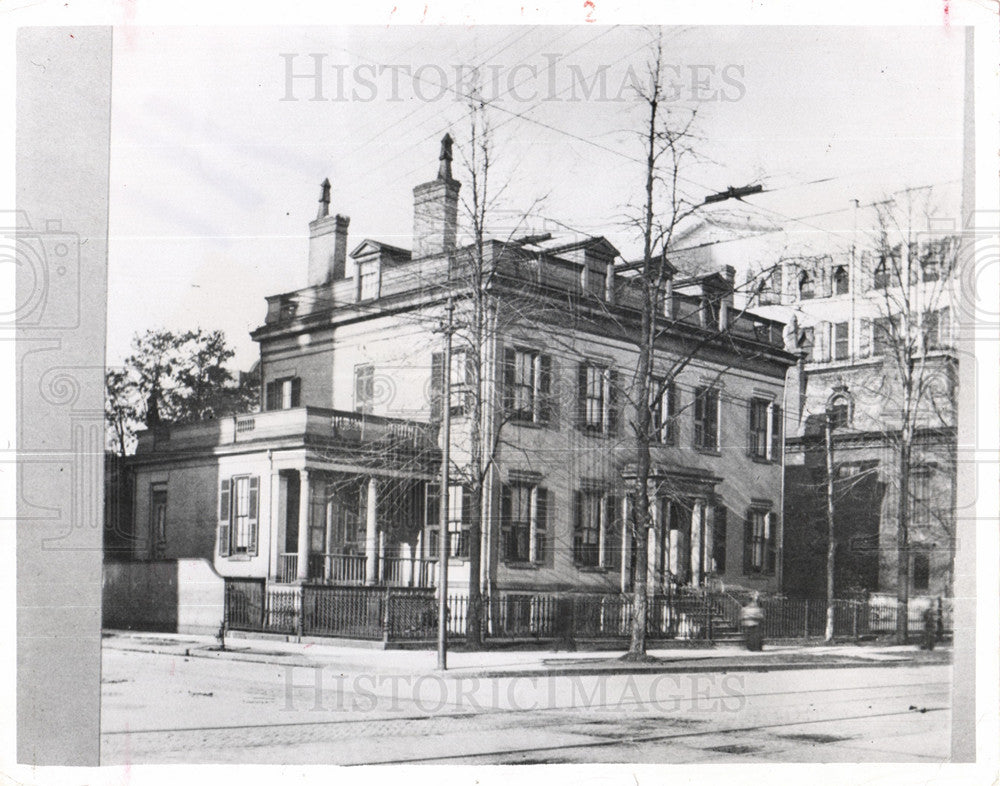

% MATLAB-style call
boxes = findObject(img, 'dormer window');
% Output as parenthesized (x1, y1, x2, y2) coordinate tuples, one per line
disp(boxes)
(358, 260, 380, 300)
(798, 272, 815, 300)
(833, 265, 849, 295)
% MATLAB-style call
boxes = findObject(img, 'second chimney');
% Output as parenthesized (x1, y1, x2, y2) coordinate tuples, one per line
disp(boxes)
(412, 134, 461, 259)
(308, 179, 350, 285)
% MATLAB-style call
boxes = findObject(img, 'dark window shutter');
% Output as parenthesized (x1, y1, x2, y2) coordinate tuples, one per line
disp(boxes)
(289, 378, 301, 408)
(605, 494, 621, 570)
(666, 382, 677, 445)
(747, 400, 755, 456)
(501, 347, 516, 416)
(218, 478, 231, 557)
(714, 506, 727, 573)
(577, 364, 588, 429)
(264, 381, 277, 412)
(500, 484, 512, 562)
(771, 404, 783, 462)
(607, 369, 619, 435)
(572, 489, 583, 562)
(248, 476, 260, 556)
(538, 354, 553, 425)
(537, 487, 553, 567)
(694, 388, 704, 447)
(742, 516, 752, 574)
(430, 352, 444, 421)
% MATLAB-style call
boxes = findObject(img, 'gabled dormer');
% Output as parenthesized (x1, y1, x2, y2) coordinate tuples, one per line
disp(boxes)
(350, 240, 413, 302)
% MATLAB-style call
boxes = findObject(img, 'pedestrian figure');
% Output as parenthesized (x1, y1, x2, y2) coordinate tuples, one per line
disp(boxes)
(742, 593, 765, 652)
(921, 606, 936, 651)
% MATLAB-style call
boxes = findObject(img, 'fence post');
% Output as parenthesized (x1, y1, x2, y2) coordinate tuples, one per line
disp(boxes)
(852, 601, 859, 640)
(704, 596, 713, 642)
(804, 599, 810, 639)
(382, 587, 392, 645)
(296, 584, 305, 638)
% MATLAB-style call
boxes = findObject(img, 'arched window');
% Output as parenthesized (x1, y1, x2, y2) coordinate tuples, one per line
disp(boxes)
(827, 392, 852, 430)
(798, 272, 815, 300)
(833, 265, 849, 295)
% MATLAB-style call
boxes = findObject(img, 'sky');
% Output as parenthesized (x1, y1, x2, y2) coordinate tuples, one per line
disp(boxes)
(106, 25, 966, 370)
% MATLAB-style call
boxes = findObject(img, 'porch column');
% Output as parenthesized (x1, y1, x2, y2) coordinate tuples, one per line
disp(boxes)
(620, 495, 631, 593)
(296, 470, 311, 581)
(690, 498, 704, 588)
(378, 530, 386, 583)
(401, 542, 414, 586)
(668, 514, 681, 577)
(268, 472, 282, 580)
(365, 477, 378, 585)
(704, 504, 715, 576)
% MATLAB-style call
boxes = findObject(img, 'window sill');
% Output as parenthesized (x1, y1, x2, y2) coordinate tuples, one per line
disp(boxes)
(575, 564, 616, 573)
(226, 554, 253, 562)
(695, 447, 721, 457)
(749, 455, 777, 465)
(507, 418, 551, 430)
(502, 561, 543, 570)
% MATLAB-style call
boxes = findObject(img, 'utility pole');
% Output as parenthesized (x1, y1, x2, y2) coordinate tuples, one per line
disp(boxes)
(437, 296, 454, 670)
(824, 410, 837, 642)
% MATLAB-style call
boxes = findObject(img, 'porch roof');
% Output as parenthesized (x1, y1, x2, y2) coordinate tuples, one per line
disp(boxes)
(132, 407, 441, 476)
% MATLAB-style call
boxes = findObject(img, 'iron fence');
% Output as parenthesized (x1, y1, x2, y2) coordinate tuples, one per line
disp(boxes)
(223, 579, 949, 645)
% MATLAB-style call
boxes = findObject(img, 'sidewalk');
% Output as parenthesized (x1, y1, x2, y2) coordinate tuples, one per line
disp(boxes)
(101, 629, 951, 678)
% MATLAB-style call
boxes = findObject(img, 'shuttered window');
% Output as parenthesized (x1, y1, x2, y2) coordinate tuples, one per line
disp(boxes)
(219, 475, 259, 557)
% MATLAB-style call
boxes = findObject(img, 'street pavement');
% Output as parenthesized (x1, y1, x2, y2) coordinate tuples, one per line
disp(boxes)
(100, 631, 952, 765)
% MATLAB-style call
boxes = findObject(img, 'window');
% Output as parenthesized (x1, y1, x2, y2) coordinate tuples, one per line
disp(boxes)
(833, 265, 849, 295)
(150, 484, 167, 558)
(743, 508, 776, 575)
(910, 468, 932, 528)
(446, 484, 469, 559)
(500, 482, 549, 564)
(577, 362, 618, 435)
(218, 475, 259, 558)
(748, 398, 781, 461)
(924, 307, 951, 350)
(828, 394, 851, 430)
(834, 321, 850, 360)
(264, 376, 301, 411)
(693, 387, 720, 451)
(573, 489, 621, 569)
(798, 272, 815, 300)
(358, 260, 379, 300)
(354, 364, 374, 414)
(582, 263, 606, 299)
(921, 249, 941, 282)
(873, 316, 896, 357)
(912, 552, 930, 591)
(712, 506, 727, 574)
(873, 256, 891, 289)
(502, 348, 553, 425)
(651, 378, 677, 445)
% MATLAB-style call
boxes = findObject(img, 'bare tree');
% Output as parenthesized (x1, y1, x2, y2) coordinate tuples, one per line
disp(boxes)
(618, 36, 779, 659)
(863, 192, 958, 643)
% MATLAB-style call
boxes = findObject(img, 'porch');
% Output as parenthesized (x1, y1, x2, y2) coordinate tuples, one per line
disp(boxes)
(275, 552, 438, 588)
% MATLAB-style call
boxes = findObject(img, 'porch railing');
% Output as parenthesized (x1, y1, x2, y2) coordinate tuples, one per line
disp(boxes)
(275, 552, 437, 588)
(277, 553, 298, 584)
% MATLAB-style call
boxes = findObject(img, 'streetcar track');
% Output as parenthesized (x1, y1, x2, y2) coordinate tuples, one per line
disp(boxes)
(355, 706, 950, 765)
(101, 677, 950, 737)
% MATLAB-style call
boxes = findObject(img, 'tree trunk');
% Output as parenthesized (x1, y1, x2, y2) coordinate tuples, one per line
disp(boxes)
(895, 434, 911, 644)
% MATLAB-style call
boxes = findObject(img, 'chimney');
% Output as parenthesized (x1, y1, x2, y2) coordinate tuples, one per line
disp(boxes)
(412, 134, 461, 259)
(308, 178, 350, 285)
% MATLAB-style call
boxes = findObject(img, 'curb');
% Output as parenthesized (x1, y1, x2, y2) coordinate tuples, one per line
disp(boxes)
(103, 639, 950, 679)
